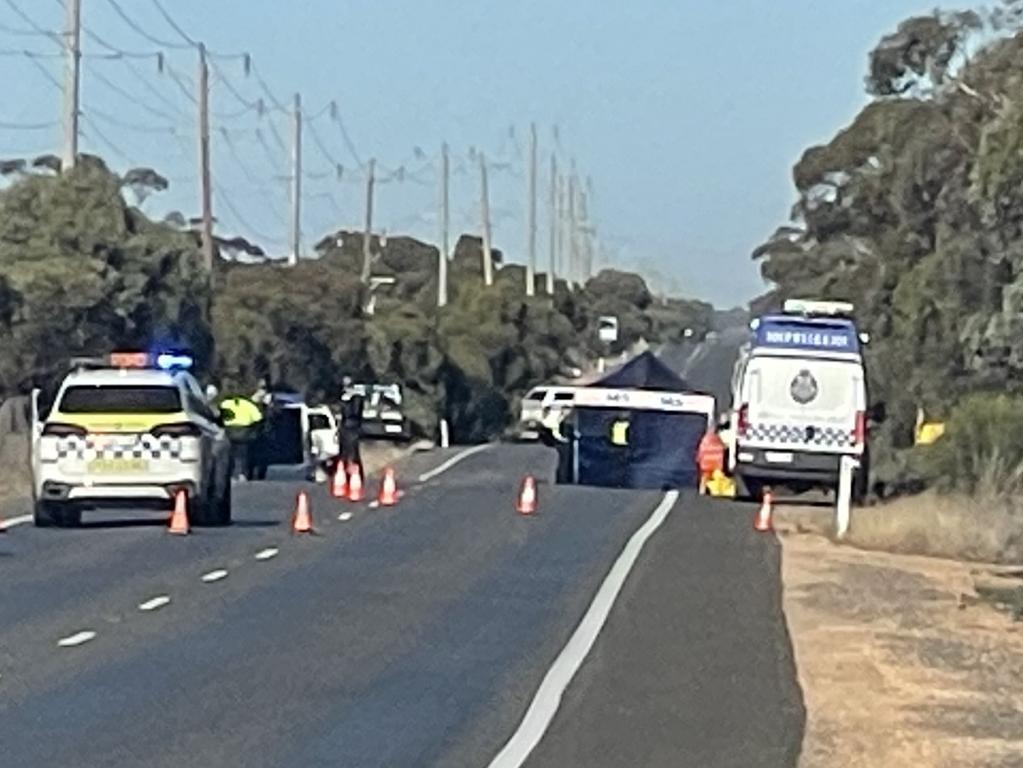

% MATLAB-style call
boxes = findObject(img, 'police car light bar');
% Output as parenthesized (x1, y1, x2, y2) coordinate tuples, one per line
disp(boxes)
(155, 352, 193, 371)
(783, 299, 855, 317)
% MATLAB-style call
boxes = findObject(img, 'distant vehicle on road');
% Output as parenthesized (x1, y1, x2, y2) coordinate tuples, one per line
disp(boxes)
(346, 383, 411, 441)
(727, 300, 874, 500)
(518, 386, 576, 440)
(30, 351, 232, 527)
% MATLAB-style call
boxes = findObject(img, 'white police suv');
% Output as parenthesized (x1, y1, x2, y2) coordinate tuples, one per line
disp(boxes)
(30, 351, 232, 527)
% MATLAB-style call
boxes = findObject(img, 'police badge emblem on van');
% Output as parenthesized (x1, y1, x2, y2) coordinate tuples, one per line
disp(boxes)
(790, 369, 819, 404)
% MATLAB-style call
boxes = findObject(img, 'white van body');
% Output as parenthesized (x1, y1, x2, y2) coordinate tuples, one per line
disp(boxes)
(518, 386, 576, 438)
(728, 308, 868, 496)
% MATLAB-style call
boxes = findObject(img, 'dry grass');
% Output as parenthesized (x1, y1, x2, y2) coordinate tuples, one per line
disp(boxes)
(0, 432, 30, 504)
(846, 492, 1023, 565)
(775, 491, 1023, 565)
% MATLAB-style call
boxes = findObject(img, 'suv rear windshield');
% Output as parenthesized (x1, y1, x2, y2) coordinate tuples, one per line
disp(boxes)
(59, 385, 182, 414)
(308, 413, 331, 431)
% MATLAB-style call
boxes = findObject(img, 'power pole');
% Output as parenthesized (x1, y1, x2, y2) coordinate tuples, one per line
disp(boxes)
(361, 158, 376, 283)
(289, 92, 302, 266)
(567, 171, 577, 286)
(578, 189, 591, 282)
(526, 122, 537, 297)
(61, 0, 81, 172)
(197, 43, 214, 272)
(546, 152, 557, 295)
(438, 142, 449, 308)
(479, 152, 494, 286)
(556, 173, 565, 282)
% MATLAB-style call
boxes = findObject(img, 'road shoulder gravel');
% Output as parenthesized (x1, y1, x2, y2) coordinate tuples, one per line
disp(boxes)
(778, 523, 1023, 768)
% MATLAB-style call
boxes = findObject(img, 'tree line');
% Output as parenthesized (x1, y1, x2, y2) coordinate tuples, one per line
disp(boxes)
(751, 4, 1023, 494)
(0, 156, 713, 442)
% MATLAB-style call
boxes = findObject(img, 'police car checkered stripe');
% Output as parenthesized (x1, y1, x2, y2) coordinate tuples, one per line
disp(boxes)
(745, 423, 856, 448)
(55, 435, 185, 460)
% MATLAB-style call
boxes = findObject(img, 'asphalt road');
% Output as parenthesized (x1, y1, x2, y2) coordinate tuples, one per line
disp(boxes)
(0, 330, 804, 767)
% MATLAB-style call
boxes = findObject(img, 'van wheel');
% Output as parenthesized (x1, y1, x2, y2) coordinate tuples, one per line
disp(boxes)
(736, 475, 765, 502)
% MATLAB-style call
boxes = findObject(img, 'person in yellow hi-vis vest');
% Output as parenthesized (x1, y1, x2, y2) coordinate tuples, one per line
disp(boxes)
(219, 395, 264, 480)
(610, 417, 629, 446)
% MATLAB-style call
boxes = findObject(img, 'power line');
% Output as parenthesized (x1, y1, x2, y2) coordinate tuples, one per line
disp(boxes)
(248, 61, 288, 113)
(150, 0, 198, 47)
(120, 57, 189, 118)
(21, 50, 62, 90)
(104, 0, 191, 50)
(86, 106, 179, 135)
(164, 62, 197, 104)
(214, 178, 286, 246)
(88, 66, 180, 122)
(2, 0, 61, 44)
(0, 118, 57, 130)
(80, 115, 132, 164)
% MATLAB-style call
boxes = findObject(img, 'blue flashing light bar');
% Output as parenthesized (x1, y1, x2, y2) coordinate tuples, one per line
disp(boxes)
(155, 352, 194, 371)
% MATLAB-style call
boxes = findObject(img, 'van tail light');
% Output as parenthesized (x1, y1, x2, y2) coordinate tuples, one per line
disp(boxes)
(42, 423, 87, 438)
(854, 410, 866, 445)
(737, 404, 750, 437)
(151, 422, 202, 438)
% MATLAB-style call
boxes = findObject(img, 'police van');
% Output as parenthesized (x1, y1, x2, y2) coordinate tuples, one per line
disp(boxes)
(728, 300, 870, 500)
(30, 352, 232, 527)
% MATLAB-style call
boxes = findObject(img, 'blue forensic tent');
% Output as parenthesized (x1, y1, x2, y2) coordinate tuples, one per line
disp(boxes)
(569, 384, 715, 490)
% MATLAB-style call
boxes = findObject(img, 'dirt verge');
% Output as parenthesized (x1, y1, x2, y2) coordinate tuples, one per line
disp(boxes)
(778, 514, 1023, 768)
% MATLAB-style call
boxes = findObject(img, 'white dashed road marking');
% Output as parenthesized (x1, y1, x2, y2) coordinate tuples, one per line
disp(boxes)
(57, 630, 97, 648)
(138, 596, 171, 612)
(201, 569, 229, 583)
(1, 514, 33, 529)
(338, 512, 353, 522)
(368, 500, 380, 509)
(487, 490, 681, 768)
(254, 547, 279, 561)
(417, 444, 491, 482)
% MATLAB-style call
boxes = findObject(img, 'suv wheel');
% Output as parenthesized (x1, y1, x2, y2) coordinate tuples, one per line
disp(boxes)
(34, 500, 81, 528)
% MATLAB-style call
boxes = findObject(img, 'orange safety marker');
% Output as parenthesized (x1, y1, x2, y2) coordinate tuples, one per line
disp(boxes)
(330, 462, 348, 499)
(347, 463, 364, 502)
(378, 467, 399, 507)
(168, 490, 190, 535)
(754, 489, 774, 533)
(292, 491, 313, 534)
(516, 475, 538, 516)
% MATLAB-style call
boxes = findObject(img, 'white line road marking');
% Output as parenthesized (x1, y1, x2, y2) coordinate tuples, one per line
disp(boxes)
(57, 630, 97, 648)
(486, 490, 681, 768)
(368, 500, 380, 509)
(201, 569, 228, 583)
(1, 514, 33, 530)
(338, 512, 353, 522)
(254, 547, 279, 561)
(138, 596, 171, 612)
(417, 444, 491, 483)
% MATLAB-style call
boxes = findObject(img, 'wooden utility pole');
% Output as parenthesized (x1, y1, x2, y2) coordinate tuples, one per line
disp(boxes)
(289, 92, 302, 266)
(61, 0, 81, 172)
(438, 142, 449, 307)
(526, 122, 537, 297)
(361, 158, 376, 283)
(197, 43, 214, 272)
(567, 171, 577, 285)
(480, 152, 494, 286)
(578, 189, 591, 282)
(546, 152, 557, 295)
(556, 173, 566, 282)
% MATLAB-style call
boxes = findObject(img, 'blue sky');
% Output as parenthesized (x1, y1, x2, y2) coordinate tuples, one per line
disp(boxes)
(0, 0, 935, 305)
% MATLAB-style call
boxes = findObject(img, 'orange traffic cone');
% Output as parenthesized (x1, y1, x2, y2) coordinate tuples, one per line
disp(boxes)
(754, 490, 774, 532)
(168, 490, 190, 535)
(292, 491, 313, 534)
(347, 463, 364, 502)
(517, 475, 538, 515)
(378, 467, 399, 506)
(330, 463, 348, 499)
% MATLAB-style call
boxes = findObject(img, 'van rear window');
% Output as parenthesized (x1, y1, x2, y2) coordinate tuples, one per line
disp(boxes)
(59, 385, 182, 414)
(525, 390, 547, 401)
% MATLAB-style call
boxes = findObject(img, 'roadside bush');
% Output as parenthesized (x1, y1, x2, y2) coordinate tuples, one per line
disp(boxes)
(922, 393, 1023, 496)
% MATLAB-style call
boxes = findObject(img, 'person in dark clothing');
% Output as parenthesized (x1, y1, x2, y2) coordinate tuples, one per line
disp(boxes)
(338, 376, 365, 475)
